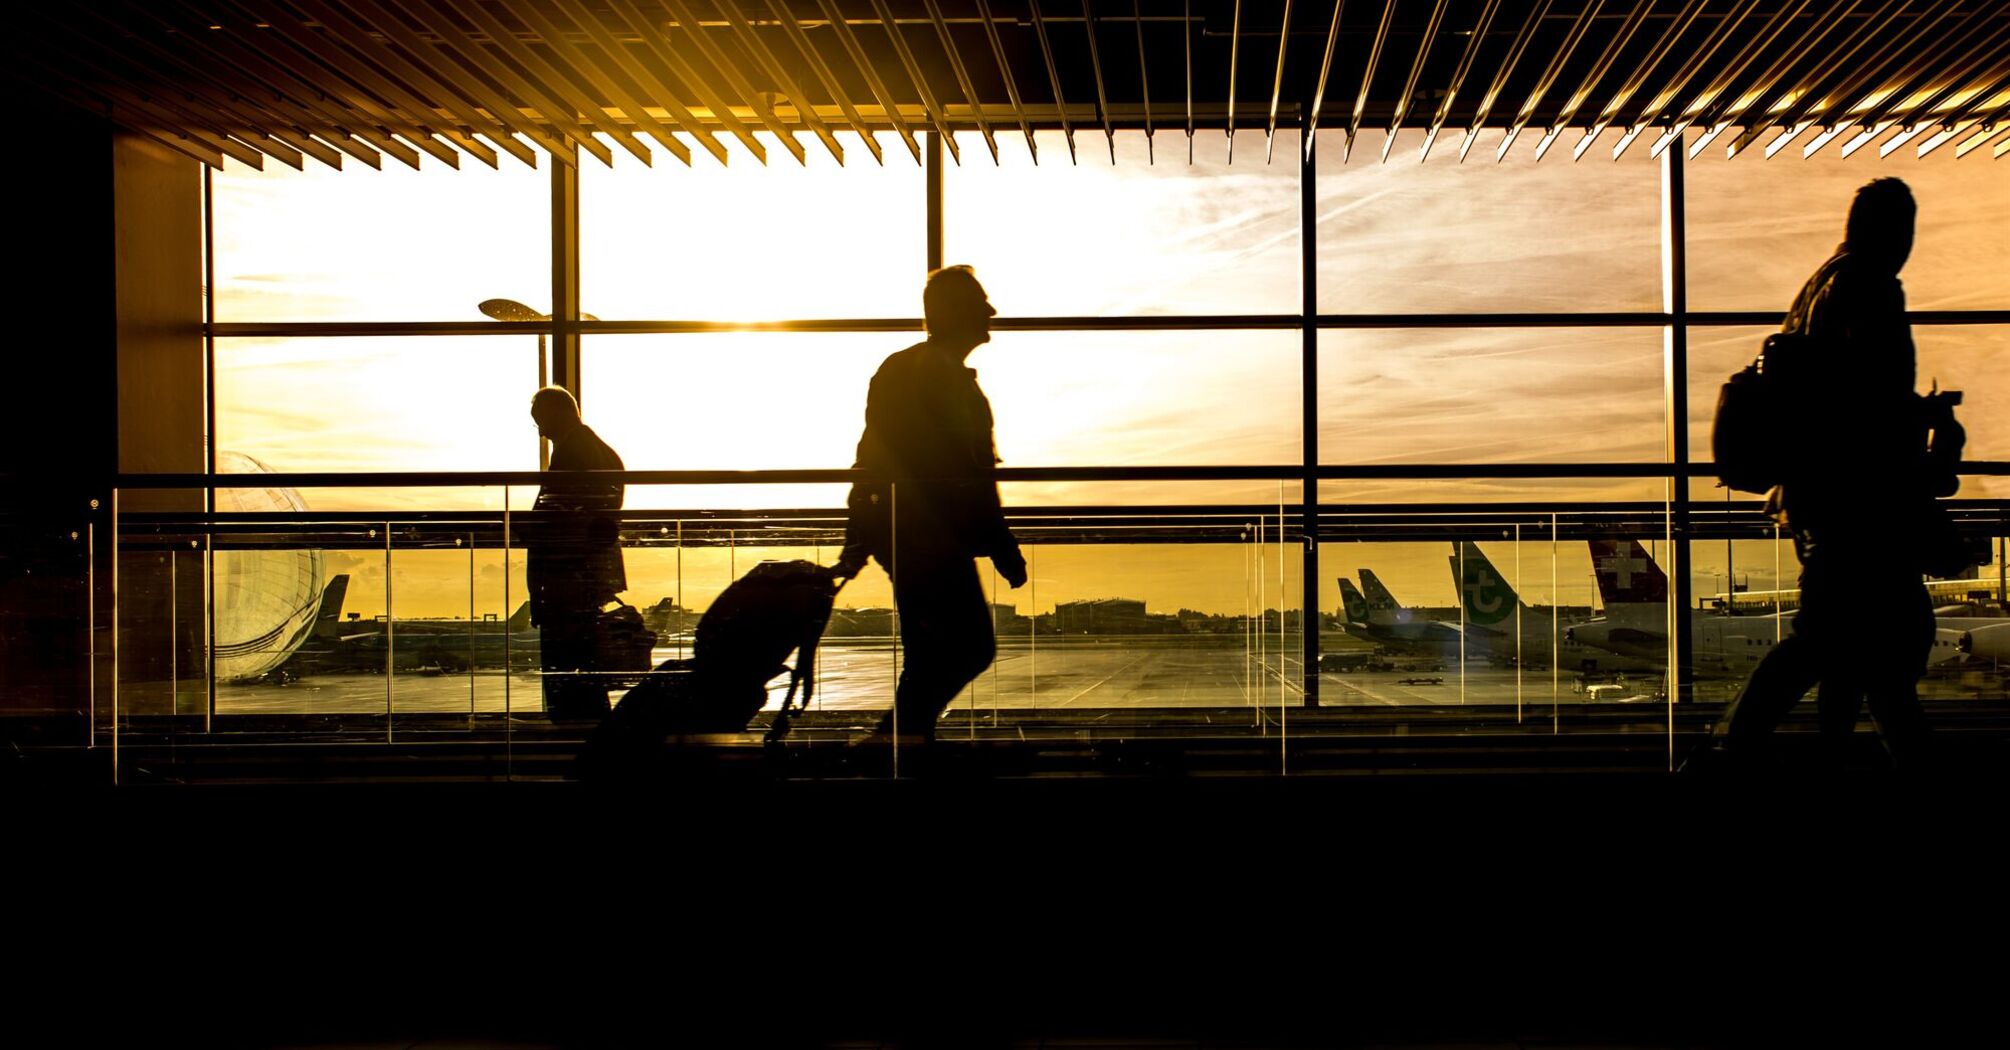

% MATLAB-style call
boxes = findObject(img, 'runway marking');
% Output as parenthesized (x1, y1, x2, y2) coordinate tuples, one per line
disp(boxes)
(1055, 653, 1152, 708)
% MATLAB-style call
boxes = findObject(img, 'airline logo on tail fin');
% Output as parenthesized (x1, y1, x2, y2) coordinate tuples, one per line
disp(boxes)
(1339, 578, 1370, 623)
(1358, 569, 1402, 611)
(1589, 539, 1668, 605)
(1449, 542, 1519, 626)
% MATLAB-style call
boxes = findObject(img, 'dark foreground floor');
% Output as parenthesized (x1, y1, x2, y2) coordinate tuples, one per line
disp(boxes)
(14, 772, 2010, 1048)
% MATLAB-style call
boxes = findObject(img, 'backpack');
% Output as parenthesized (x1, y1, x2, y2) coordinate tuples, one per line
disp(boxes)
(1712, 331, 1819, 494)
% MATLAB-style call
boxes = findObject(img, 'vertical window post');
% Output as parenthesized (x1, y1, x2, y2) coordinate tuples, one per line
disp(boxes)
(1661, 144, 1694, 710)
(551, 152, 581, 400)
(926, 131, 944, 272)
(1301, 118, 1320, 708)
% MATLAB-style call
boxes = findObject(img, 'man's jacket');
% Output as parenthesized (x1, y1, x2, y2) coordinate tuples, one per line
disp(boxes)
(526, 423, 626, 624)
(840, 342, 1018, 570)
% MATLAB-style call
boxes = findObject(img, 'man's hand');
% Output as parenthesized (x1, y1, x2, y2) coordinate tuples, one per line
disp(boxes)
(831, 553, 868, 581)
(993, 547, 1028, 589)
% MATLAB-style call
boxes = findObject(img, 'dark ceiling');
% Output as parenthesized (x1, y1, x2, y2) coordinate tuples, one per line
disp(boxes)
(17, 1, 2010, 170)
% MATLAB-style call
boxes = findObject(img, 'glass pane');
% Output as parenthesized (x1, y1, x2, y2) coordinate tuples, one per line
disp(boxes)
(580, 132, 923, 320)
(212, 157, 550, 322)
(1319, 327, 1666, 466)
(215, 336, 539, 512)
(1316, 129, 1662, 314)
(944, 129, 1300, 316)
(1686, 139, 2010, 311)
(586, 329, 1301, 480)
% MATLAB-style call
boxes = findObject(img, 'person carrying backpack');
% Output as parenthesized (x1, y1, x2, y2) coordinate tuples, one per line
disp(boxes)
(1706, 178, 1952, 770)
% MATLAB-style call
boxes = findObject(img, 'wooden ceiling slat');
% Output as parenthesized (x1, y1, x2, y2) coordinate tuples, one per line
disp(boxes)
(569, 0, 749, 165)
(866, 0, 963, 163)
(1380, 0, 1445, 163)
(23, 49, 240, 168)
(1731, 0, 1913, 157)
(325, 0, 584, 165)
(428, 0, 660, 165)
(1531, 0, 1652, 161)
(290, 0, 537, 167)
(1499, 0, 1608, 162)
(1574, 0, 1709, 160)
(1798, 0, 1978, 156)
(113, 2, 397, 168)
(1459, 0, 1550, 162)
(1653, 0, 1816, 158)
(1611, 0, 1766, 159)
(1265, 0, 1295, 162)
(220, 1, 464, 167)
(1834, 5, 2010, 156)
(1132, 0, 1152, 161)
(1345, 0, 1399, 162)
(714, 0, 849, 164)
(396, 0, 613, 165)
(1914, 89, 2010, 156)
(924, 0, 998, 163)
(23, 27, 277, 169)
(974, 0, 1037, 162)
(496, 0, 699, 164)
(820, 0, 927, 164)
(1420, 0, 1497, 162)
(1694, 1, 1860, 159)
(765, 0, 886, 163)
(1767, 0, 1961, 157)
(1882, 58, 2010, 156)
(57, 4, 344, 169)
(1079, 0, 1116, 163)
(1027, 0, 1078, 162)
(650, 0, 807, 164)
(1303, 0, 1345, 160)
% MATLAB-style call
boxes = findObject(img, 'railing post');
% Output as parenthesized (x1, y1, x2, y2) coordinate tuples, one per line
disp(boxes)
(1300, 115, 1320, 708)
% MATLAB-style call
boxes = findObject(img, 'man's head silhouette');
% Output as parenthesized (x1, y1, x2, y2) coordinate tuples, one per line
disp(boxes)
(1844, 177, 1915, 275)
(923, 265, 995, 357)
(530, 385, 583, 441)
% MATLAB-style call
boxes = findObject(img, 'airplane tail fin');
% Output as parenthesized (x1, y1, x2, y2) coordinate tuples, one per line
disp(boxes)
(1357, 569, 1402, 611)
(311, 575, 350, 637)
(1448, 542, 1521, 627)
(1339, 578, 1370, 623)
(507, 600, 533, 631)
(1588, 539, 1669, 606)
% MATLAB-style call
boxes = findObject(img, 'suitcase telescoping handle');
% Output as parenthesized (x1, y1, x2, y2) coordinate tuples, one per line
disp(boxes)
(764, 566, 849, 746)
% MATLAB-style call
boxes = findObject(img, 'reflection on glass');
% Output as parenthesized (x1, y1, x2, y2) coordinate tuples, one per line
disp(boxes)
(1316, 129, 1661, 314)
(581, 132, 922, 320)
(946, 129, 1300, 316)
(212, 157, 550, 322)
(1319, 327, 1665, 466)
(1686, 139, 2010, 311)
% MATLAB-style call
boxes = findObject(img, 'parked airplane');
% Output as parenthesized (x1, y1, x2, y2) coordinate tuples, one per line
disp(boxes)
(1338, 572, 1463, 651)
(265, 575, 546, 680)
(1570, 539, 1981, 677)
(1446, 542, 1659, 674)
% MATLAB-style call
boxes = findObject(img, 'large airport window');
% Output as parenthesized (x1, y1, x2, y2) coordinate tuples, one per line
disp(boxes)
(210, 158, 551, 323)
(579, 131, 923, 321)
(943, 129, 1300, 317)
(1315, 129, 1662, 315)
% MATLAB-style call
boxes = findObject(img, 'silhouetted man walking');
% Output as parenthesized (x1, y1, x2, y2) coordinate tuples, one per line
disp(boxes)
(1714, 178, 1939, 769)
(526, 386, 626, 721)
(834, 266, 1027, 746)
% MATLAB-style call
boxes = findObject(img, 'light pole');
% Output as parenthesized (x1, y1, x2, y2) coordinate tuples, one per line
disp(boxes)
(479, 298, 598, 470)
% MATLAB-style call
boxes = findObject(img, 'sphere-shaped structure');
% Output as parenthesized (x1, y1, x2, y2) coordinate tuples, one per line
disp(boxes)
(212, 452, 325, 681)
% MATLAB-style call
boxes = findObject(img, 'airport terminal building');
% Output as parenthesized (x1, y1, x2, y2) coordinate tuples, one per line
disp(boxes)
(6, 3, 2010, 1042)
